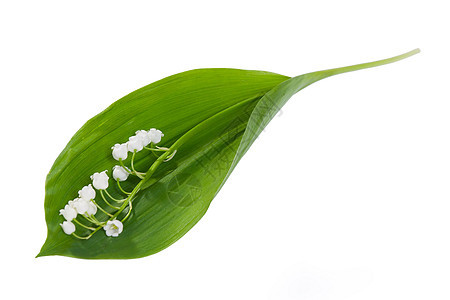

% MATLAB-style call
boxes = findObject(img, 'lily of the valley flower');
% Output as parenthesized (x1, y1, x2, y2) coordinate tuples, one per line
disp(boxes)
(60, 221, 76, 235)
(103, 220, 123, 237)
(72, 198, 90, 215)
(112, 165, 130, 181)
(127, 135, 144, 152)
(135, 130, 151, 146)
(148, 128, 164, 144)
(59, 204, 77, 221)
(86, 201, 97, 216)
(70, 198, 97, 216)
(91, 171, 109, 190)
(68, 199, 77, 209)
(78, 184, 96, 200)
(111, 143, 128, 161)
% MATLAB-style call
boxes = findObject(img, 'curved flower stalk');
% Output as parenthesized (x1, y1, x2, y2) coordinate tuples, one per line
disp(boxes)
(59, 128, 172, 239)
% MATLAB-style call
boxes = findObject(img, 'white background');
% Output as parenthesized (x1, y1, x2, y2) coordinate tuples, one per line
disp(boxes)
(1, 1, 449, 299)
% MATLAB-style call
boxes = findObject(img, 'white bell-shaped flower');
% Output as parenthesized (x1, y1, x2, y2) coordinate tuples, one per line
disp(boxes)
(103, 220, 123, 237)
(72, 198, 90, 215)
(148, 128, 164, 144)
(68, 199, 78, 212)
(60, 221, 76, 235)
(85, 200, 97, 216)
(112, 165, 130, 181)
(91, 171, 109, 190)
(111, 143, 128, 161)
(59, 204, 77, 221)
(135, 130, 151, 147)
(78, 184, 96, 201)
(127, 135, 144, 152)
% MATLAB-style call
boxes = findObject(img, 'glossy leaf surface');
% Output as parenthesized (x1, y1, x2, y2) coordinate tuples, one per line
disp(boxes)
(38, 49, 419, 259)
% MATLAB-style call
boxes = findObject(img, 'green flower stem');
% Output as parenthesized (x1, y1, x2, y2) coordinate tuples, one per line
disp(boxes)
(149, 142, 161, 158)
(111, 182, 142, 220)
(73, 218, 96, 230)
(100, 190, 121, 210)
(144, 146, 168, 152)
(81, 214, 102, 226)
(111, 142, 177, 221)
(92, 200, 114, 217)
(72, 233, 90, 240)
(131, 150, 145, 179)
(72, 226, 103, 240)
(116, 180, 131, 195)
(141, 148, 174, 185)
(164, 150, 177, 161)
(121, 201, 133, 223)
(73, 214, 105, 240)
(119, 158, 131, 173)
(104, 189, 125, 202)
(89, 214, 103, 225)
(119, 157, 145, 177)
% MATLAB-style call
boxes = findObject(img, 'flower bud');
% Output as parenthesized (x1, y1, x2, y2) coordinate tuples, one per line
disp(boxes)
(135, 130, 151, 147)
(72, 198, 90, 215)
(111, 143, 128, 161)
(127, 135, 144, 152)
(113, 165, 130, 182)
(59, 204, 77, 221)
(78, 184, 96, 201)
(148, 128, 164, 144)
(85, 201, 97, 216)
(91, 171, 109, 190)
(60, 221, 76, 235)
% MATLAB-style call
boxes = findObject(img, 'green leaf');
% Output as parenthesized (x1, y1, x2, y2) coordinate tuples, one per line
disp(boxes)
(38, 49, 419, 259)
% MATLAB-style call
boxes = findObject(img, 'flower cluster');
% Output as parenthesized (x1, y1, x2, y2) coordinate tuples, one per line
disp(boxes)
(111, 128, 164, 160)
(59, 176, 108, 235)
(59, 128, 170, 239)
